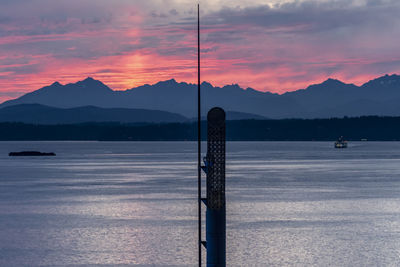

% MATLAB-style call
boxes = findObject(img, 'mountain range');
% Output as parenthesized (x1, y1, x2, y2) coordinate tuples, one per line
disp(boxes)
(0, 104, 267, 124)
(0, 104, 186, 124)
(1, 74, 400, 120)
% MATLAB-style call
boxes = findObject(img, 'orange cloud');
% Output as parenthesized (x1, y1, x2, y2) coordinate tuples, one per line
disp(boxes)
(1, 1, 400, 102)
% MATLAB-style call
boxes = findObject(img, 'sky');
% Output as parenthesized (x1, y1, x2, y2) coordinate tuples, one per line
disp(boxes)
(1, 0, 400, 102)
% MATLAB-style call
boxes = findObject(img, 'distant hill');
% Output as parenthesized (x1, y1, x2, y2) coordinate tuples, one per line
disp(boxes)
(0, 104, 265, 124)
(2, 74, 400, 118)
(0, 104, 187, 124)
(224, 111, 267, 120)
(190, 111, 268, 121)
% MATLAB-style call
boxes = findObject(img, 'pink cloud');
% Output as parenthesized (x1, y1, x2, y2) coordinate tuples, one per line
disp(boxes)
(1, 1, 400, 101)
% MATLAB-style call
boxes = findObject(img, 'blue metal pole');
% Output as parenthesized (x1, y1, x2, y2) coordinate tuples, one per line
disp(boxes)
(206, 208, 226, 266)
(205, 107, 226, 267)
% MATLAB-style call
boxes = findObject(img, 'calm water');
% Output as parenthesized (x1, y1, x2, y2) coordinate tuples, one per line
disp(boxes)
(1, 141, 400, 266)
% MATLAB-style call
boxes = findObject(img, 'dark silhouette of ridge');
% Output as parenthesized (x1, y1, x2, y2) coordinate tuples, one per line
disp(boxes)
(0, 103, 267, 124)
(2, 74, 400, 118)
(0, 104, 187, 124)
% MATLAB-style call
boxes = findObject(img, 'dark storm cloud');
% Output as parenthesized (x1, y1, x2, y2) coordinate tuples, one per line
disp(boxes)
(203, 0, 400, 34)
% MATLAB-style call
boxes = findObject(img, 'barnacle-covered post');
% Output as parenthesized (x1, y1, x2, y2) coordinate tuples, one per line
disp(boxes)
(204, 107, 226, 267)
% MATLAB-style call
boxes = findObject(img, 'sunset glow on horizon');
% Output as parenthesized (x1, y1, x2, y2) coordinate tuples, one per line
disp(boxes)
(1, 0, 400, 102)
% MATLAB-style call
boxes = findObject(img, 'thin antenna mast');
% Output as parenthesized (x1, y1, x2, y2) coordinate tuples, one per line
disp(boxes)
(197, 3, 202, 267)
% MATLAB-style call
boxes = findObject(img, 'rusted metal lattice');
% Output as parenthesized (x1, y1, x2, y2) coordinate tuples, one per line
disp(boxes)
(206, 107, 226, 211)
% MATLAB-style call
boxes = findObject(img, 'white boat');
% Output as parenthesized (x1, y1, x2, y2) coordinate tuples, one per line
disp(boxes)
(334, 136, 348, 148)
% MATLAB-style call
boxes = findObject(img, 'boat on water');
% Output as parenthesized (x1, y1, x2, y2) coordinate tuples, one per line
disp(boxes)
(9, 151, 56, 157)
(334, 136, 347, 148)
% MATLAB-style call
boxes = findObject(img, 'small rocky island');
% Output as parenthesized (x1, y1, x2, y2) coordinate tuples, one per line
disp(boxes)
(9, 151, 56, 157)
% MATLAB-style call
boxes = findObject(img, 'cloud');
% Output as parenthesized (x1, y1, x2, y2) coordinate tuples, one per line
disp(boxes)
(194, 0, 400, 90)
(1, 0, 400, 100)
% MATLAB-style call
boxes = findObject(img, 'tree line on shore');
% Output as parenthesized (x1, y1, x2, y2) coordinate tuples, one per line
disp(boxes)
(1, 116, 399, 141)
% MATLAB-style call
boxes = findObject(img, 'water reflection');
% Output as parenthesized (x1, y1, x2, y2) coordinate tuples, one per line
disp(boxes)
(1, 141, 400, 266)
